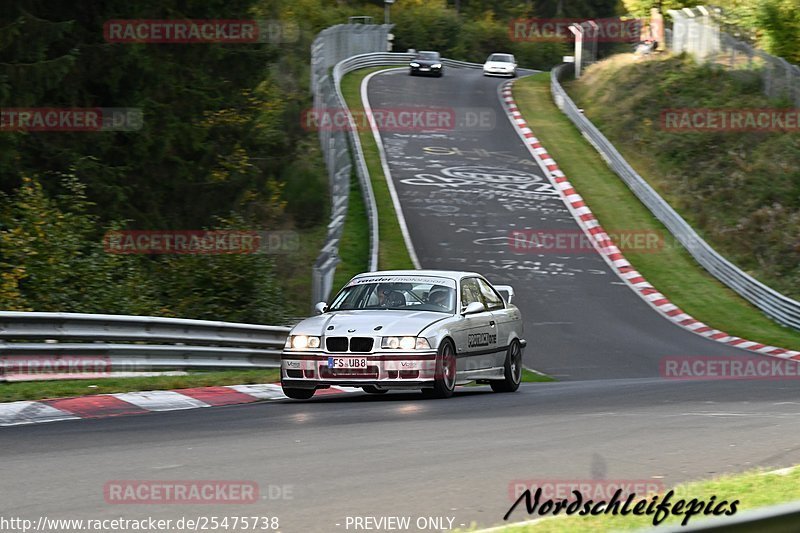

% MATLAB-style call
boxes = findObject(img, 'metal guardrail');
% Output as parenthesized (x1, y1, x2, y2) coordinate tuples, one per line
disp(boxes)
(550, 63, 800, 331)
(0, 312, 291, 379)
(310, 25, 393, 308)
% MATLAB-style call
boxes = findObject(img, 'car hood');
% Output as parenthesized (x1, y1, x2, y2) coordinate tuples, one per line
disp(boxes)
(484, 61, 514, 68)
(291, 310, 450, 337)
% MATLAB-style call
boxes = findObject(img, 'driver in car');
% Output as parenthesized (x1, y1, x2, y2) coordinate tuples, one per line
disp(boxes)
(377, 284, 405, 308)
(427, 288, 449, 309)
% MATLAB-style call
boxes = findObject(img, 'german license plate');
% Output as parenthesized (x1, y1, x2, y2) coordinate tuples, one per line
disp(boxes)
(328, 357, 368, 369)
(420, 67, 430, 71)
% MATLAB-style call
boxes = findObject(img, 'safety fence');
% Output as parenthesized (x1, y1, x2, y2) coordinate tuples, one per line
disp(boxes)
(667, 6, 799, 106)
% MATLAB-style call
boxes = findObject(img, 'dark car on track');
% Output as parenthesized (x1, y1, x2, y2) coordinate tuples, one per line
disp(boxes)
(409, 51, 443, 77)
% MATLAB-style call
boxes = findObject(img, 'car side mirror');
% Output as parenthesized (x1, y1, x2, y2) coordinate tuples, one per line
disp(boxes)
(462, 301, 486, 315)
(495, 285, 514, 304)
(314, 302, 328, 315)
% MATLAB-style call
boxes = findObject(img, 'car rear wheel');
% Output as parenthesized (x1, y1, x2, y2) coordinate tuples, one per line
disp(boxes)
(427, 339, 456, 399)
(362, 386, 388, 394)
(491, 340, 522, 393)
(281, 382, 316, 399)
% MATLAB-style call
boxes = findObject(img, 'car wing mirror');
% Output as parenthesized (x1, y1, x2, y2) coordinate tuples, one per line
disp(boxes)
(494, 285, 514, 304)
(462, 301, 486, 315)
(314, 301, 328, 315)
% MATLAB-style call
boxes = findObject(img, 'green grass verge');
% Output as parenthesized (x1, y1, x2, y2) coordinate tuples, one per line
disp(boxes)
(513, 73, 800, 351)
(0, 369, 280, 403)
(491, 466, 800, 532)
(340, 67, 415, 272)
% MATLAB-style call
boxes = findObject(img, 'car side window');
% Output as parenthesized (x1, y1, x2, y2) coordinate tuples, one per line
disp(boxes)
(477, 278, 504, 311)
(460, 278, 484, 311)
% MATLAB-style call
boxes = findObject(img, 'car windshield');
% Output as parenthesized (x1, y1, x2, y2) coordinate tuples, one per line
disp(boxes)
(417, 52, 440, 60)
(489, 53, 514, 62)
(329, 280, 456, 313)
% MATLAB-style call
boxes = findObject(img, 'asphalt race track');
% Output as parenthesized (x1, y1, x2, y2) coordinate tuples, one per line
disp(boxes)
(364, 67, 758, 381)
(3, 67, 800, 533)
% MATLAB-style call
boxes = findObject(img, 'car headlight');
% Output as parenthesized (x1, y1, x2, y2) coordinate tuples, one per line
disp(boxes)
(381, 336, 431, 350)
(410, 62, 420, 67)
(432, 63, 442, 68)
(285, 335, 321, 349)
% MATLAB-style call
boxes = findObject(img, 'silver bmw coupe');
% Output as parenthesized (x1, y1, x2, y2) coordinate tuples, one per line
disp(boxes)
(281, 270, 525, 399)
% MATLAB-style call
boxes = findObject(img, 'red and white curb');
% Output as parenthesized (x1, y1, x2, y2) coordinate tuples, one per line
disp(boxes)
(499, 81, 800, 361)
(0, 384, 350, 427)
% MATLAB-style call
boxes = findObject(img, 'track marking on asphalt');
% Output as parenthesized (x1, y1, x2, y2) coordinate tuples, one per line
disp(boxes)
(226, 383, 287, 399)
(762, 465, 800, 476)
(150, 464, 185, 470)
(0, 401, 79, 426)
(521, 366, 553, 379)
(678, 412, 800, 418)
(110, 390, 210, 411)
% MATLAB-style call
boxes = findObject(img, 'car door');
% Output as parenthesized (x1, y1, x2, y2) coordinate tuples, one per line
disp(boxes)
(452, 277, 498, 374)
(476, 278, 511, 368)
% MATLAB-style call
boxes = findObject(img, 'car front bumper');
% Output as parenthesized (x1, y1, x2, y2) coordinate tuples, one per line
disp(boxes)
(281, 351, 439, 389)
(483, 68, 515, 77)
(410, 65, 442, 75)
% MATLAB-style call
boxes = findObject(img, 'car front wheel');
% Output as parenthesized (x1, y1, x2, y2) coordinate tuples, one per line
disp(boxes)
(427, 339, 456, 399)
(491, 340, 522, 393)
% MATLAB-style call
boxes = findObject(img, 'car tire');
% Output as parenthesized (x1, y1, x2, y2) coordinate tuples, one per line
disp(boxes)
(281, 382, 316, 399)
(429, 339, 456, 399)
(363, 386, 388, 394)
(491, 340, 522, 393)
(409, 69, 415, 76)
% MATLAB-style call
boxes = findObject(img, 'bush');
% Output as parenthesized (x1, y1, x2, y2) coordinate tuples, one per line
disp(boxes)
(0, 176, 160, 314)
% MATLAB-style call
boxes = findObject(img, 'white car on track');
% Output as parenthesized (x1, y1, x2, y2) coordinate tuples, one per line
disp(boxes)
(483, 53, 517, 77)
(281, 270, 526, 399)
